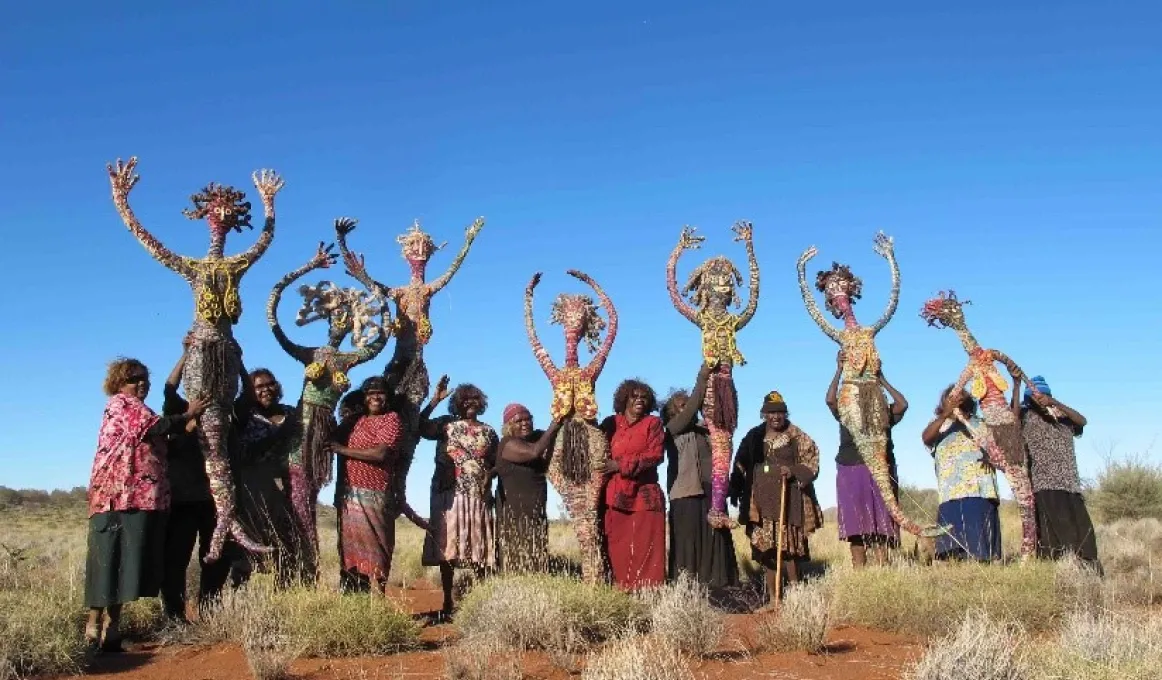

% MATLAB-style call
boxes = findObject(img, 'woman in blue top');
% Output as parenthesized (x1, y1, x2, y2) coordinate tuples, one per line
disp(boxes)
(921, 385, 1001, 562)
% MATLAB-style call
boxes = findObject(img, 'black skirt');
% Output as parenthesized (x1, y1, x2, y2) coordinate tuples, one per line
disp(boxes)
(668, 493, 739, 589)
(1034, 490, 1100, 565)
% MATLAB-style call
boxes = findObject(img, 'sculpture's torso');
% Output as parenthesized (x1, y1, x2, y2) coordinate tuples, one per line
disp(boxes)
(303, 346, 351, 408)
(184, 255, 249, 326)
(550, 366, 598, 421)
(697, 308, 743, 366)
(839, 327, 881, 382)
(393, 284, 433, 348)
(968, 347, 1008, 410)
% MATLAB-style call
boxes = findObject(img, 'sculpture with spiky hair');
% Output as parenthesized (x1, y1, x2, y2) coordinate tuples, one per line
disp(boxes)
(920, 289, 1042, 558)
(666, 221, 759, 529)
(267, 242, 391, 582)
(107, 156, 283, 563)
(525, 269, 618, 582)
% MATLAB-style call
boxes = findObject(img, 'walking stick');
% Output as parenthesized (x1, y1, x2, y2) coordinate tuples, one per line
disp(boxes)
(773, 474, 789, 608)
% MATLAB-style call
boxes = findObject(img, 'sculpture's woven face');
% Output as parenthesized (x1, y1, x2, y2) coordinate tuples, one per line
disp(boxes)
(920, 290, 968, 331)
(182, 183, 252, 238)
(816, 263, 863, 319)
(551, 293, 604, 353)
(684, 256, 742, 310)
(396, 220, 443, 267)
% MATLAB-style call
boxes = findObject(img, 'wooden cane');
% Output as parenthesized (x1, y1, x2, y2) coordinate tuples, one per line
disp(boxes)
(773, 474, 789, 607)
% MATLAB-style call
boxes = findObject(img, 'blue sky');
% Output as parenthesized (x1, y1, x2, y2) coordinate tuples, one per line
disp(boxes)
(2, 1, 1160, 517)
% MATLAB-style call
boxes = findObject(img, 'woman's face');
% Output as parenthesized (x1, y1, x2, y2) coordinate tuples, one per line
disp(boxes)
(364, 389, 387, 416)
(763, 410, 789, 432)
(121, 368, 150, 400)
(253, 374, 280, 409)
(626, 387, 650, 418)
(668, 395, 689, 419)
(459, 390, 482, 419)
(511, 413, 533, 438)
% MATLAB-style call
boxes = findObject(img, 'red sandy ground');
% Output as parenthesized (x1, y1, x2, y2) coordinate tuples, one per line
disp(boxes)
(78, 584, 923, 680)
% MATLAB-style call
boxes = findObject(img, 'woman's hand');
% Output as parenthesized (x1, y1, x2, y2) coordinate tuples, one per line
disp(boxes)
(185, 397, 208, 419)
(698, 362, 714, 381)
(604, 458, 620, 475)
(433, 375, 451, 402)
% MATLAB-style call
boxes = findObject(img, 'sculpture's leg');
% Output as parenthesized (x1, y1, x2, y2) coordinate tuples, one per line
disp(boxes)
(201, 403, 270, 562)
(838, 386, 943, 538)
(703, 369, 738, 529)
(977, 423, 1037, 559)
(547, 421, 606, 583)
(287, 461, 320, 583)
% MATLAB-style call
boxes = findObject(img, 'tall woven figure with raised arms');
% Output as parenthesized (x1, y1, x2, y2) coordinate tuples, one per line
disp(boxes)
(107, 157, 282, 562)
(525, 270, 619, 582)
(666, 222, 758, 529)
(336, 216, 484, 516)
(798, 232, 941, 539)
(267, 242, 390, 581)
(920, 290, 1041, 558)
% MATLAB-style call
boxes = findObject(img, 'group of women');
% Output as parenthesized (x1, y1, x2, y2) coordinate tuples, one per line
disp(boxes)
(83, 161, 1098, 653)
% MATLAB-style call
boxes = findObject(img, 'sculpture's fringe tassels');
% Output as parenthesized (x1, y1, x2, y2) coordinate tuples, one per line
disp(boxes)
(560, 418, 593, 485)
(302, 404, 336, 489)
(856, 381, 888, 435)
(709, 371, 738, 432)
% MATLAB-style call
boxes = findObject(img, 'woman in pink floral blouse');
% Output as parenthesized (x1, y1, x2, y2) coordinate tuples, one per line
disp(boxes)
(85, 357, 204, 652)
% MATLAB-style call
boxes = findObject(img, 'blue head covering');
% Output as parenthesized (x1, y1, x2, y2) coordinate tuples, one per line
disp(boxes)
(1024, 375, 1051, 404)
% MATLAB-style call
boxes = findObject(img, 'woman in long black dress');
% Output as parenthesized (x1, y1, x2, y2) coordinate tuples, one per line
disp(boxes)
(663, 365, 739, 589)
(495, 403, 564, 573)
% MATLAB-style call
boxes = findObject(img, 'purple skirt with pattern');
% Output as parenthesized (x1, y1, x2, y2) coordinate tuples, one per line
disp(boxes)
(836, 463, 900, 541)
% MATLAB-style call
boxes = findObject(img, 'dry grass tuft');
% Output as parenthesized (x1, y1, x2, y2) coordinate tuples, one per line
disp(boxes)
(442, 634, 523, 680)
(905, 611, 1028, 680)
(752, 578, 832, 654)
(1031, 610, 1162, 680)
(637, 573, 724, 657)
(582, 635, 692, 680)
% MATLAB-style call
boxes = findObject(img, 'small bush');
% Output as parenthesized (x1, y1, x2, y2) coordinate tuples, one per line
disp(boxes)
(582, 636, 692, 680)
(1032, 610, 1162, 680)
(1097, 518, 1162, 606)
(906, 611, 1028, 680)
(1090, 457, 1162, 522)
(752, 578, 832, 654)
(638, 574, 723, 657)
(240, 600, 299, 680)
(443, 635, 522, 680)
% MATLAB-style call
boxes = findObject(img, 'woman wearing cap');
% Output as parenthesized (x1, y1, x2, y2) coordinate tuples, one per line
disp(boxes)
(1020, 376, 1099, 569)
(729, 390, 823, 609)
(495, 404, 565, 573)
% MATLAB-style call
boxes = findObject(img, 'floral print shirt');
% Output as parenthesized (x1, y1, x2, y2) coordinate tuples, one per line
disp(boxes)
(425, 416, 499, 493)
(929, 416, 998, 503)
(88, 394, 170, 517)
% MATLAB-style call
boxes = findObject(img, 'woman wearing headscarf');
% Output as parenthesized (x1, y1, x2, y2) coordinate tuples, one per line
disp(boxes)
(495, 404, 564, 573)
(921, 386, 1001, 562)
(663, 365, 739, 589)
(729, 390, 823, 610)
(1020, 376, 1100, 569)
(421, 378, 499, 618)
(330, 376, 405, 593)
(86, 357, 205, 652)
(600, 378, 666, 591)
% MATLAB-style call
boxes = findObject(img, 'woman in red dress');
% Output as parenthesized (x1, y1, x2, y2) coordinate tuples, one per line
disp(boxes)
(600, 379, 666, 590)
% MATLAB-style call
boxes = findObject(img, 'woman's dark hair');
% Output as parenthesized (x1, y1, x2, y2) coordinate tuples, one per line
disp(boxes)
(341, 389, 366, 414)
(936, 384, 977, 417)
(612, 378, 658, 415)
(103, 357, 149, 396)
(360, 376, 388, 394)
(660, 388, 690, 423)
(249, 368, 283, 402)
(449, 383, 488, 417)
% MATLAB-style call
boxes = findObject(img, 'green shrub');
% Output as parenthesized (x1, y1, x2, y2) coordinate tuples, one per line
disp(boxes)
(1090, 457, 1162, 522)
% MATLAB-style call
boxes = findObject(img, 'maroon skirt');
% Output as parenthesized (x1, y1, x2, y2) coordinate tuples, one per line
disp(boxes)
(603, 507, 665, 590)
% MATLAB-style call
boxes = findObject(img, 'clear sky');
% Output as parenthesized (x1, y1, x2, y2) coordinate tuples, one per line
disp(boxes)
(2, 1, 1160, 517)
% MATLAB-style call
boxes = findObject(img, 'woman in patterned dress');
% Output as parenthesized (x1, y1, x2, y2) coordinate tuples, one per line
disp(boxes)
(729, 390, 824, 611)
(330, 376, 405, 593)
(420, 379, 499, 618)
(86, 357, 205, 652)
(922, 386, 1001, 562)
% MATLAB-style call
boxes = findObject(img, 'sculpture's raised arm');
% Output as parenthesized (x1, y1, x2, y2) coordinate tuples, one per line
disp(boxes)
(870, 231, 901, 334)
(239, 169, 284, 265)
(429, 217, 485, 293)
(570, 269, 618, 378)
(666, 227, 703, 324)
(266, 242, 336, 365)
(524, 272, 557, 378)
(733, 221, 761, 329)
(334, 217, 393, 299)
(797, 246, 841, 342)
(106, 157, 191, 278)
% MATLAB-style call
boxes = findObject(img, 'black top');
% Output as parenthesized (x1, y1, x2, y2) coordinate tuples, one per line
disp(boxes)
(495, 430, 549, 515)
(836, 425, 897, 467)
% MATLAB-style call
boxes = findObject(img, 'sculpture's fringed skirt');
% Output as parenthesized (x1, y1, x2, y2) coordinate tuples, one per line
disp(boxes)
(285, 401, 337, 583)
(702, 366, 738, 528)
(979, 402, 1037, 558)
(548, 418, 608, 582)
(185, 324, 270, 562)
(837, 380, 941, 538)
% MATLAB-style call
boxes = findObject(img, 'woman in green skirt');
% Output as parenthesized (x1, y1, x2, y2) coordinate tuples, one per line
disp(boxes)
(85, 355, 204, 652)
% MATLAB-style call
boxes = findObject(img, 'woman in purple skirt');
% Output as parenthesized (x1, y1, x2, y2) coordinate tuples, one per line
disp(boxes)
(825, 350, 907, 568)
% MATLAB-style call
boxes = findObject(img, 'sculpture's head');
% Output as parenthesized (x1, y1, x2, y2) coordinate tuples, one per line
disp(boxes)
(920, 290, 969, 331)
(550, 293, 605, 353)
(815, 262, 863, 319)
(396, 220, 446, 269)
(683, 256, 743, 310)
(296, 281, 385, 348)
(183, 183, 252, 238)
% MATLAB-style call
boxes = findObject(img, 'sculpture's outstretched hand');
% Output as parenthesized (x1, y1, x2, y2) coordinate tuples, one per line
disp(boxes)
(678, 226, 705, 250)
(566, 269, 592, 284)
(107, 157, 140, 198)
(335, 217, 358, 238)
(873, 231, 895, 259)
(252, 169, 285, 203)
(732, 220, 754, 243)
(466, 217, 485, 239)
(798, 245, 819, 268)
(310, 241, 338, 269)
(527, 271, 543, 291)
